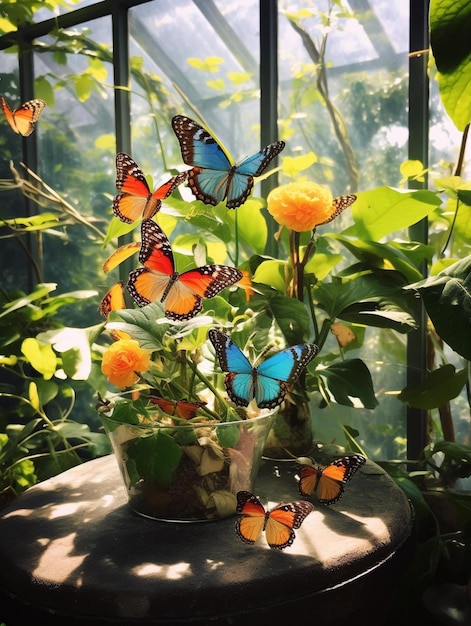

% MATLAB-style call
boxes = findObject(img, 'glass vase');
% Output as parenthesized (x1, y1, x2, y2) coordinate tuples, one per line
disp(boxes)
(100, 409, 275, 522)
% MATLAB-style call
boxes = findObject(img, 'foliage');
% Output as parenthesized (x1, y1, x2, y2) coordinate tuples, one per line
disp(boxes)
(0, 283, 109, 507)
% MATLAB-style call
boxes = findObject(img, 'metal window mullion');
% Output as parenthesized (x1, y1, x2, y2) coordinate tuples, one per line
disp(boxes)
(19, 42, 43, 289)
(259, 0, 279, 257)
(407, 0, 430, 461)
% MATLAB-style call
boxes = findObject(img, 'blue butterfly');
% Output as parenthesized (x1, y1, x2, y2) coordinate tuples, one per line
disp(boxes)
(171, 115, 285, 209)
(208, 328, 318, 409)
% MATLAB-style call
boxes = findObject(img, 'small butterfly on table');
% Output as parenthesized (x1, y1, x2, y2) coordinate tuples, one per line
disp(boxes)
(297, 454, 366, 505)
(171, 115, 285, 209)
(127, 219, 243, 320)
(235, 490, 314, 551)
(1, 96, 46, 137)
(208, 328, 318, 409)
(113, 152, 187, 223)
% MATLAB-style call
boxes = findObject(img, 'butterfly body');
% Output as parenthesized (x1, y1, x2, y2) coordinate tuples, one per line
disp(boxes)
(172, 115, 285, 208)
(236, 491, 314, 550)
(1, 96, 46, 136)
(127, 219, 242, 320)
(113, 153, 186, 223)
(209, 329, 318, 409)
(298, 454, 366, 505)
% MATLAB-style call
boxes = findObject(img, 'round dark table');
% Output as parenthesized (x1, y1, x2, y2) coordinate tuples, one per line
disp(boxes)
(0, 454, 413, 625)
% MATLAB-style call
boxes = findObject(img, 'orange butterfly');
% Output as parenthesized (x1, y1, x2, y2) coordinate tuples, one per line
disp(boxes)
(297, 454, 366, 505)
(113, 152, 187, 223)
(127, 219, 243, 320)
(1, 96, 46, 137)
(98, 281, 131, 341)
(235, 491, 314, 551)
(149, 394, 207, 420)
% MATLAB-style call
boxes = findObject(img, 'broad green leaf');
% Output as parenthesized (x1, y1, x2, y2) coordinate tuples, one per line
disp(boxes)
(35, 76, 55, 107)
(430, 0, 471, 130)
(227, 200, 267, 255)
(406, 256, 471, 358)
(345, 186, 441, 240)
(74, 73, 94, 102)
(316, 359, 378, 409)
(38, 327, 92, 380)
(253, 259, 287, 293)
(339, 301, 418, 333)
(2, 213, 60, 231)
(227, 72, 252, 85)
(187, 56, 223, 72)
(281, 152, 317, 178)
(398, 364, 467, 409)
(268, 295, 312, 344)
(21, 338, 57, 380)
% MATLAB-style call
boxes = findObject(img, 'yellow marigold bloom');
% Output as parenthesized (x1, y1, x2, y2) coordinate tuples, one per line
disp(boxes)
(101, 339, 151, 390)
(267, 181, 334, 232)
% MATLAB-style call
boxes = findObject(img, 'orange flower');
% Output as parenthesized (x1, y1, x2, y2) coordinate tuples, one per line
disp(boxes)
(237, 270, 255, 301)
(101, 339, 151, 390)
(267, 181, 334, 232)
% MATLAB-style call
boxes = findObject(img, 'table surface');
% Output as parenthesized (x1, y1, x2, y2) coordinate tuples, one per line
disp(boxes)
(0, 454, 413, 623)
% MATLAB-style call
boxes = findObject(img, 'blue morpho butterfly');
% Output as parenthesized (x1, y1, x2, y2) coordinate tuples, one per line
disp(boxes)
(208, 329, 319, 409)
(171, 115, 285, 209)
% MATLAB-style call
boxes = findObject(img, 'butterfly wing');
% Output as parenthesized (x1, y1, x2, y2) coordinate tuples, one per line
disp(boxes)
(113, 153, 185, 223)
(235, 491, 267, 545)
(98, 281, 126, 318)
(225, 141, 285, 209)
(1, 97, 46, 137)
(208, 329, 255, 406)
(317, 194, 357, 226)
(172, 115, 233, 206)
(298, 465, 321, 498)
(264, 500, 314, 550)
(254, 343, 319, 408)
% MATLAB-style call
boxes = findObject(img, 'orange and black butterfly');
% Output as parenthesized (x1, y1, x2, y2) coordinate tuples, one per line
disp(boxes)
(235, 491, 314, 551)
(1, 96, 46, 137)
(98, 281, 131, 341)
(127, 218, 243, 320)
(297, 454, 366, 505)
(113, 152, 187, 223)
(316, 194, 357, 226)
(149, 394, 207, 420)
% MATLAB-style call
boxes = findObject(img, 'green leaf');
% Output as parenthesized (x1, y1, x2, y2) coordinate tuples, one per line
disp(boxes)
(316, 359, 378, 409)
(268, 294, 312, 344)
(430, 0, 471, 130)
(35, 76, 55, 107)
(345, 186, 441, 240)
(406, 256, 471, 358)
(253, 259, 287, 292)
(128, 431, 182, 487)
(398, 365, 467, 409)
(21, 338, 57, 380)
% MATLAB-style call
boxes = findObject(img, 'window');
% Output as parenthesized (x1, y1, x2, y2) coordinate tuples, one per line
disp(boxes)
(2, 0, 461, 462)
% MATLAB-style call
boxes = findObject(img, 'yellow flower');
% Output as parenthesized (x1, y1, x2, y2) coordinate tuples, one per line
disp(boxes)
(101, 339, 151, 390)
(267, 181, 334, 232)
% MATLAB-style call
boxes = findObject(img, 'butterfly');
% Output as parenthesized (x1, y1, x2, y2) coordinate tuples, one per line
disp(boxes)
(235, 491, 314, 551)
(98, 281, 126, 318)
(171, 115, 285, 209)
(208, 328, 318, 409)
(149, 394, 207, 420)
(113, 152, 187, 223)
(297, 454, 366, 505)
(127, 219, 243, 320)
(1, 96, 46, 137)
(316, 194, 357, 226)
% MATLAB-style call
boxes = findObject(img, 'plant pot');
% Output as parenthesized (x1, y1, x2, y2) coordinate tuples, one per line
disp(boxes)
(100, 409, 275, 522)
(263, 398, 312, 460)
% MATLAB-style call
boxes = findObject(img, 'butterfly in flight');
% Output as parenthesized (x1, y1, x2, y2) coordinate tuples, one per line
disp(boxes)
(149, 394, 207, 420)
(171, 115, 285, 209)
(1, 96, 46, 137)
(208, 328, 318, 409)
(297, 454, 366, 505)
(235, 491, 314, 551)
(113, 152, 187, 223)
(127, 219, 243, 320)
